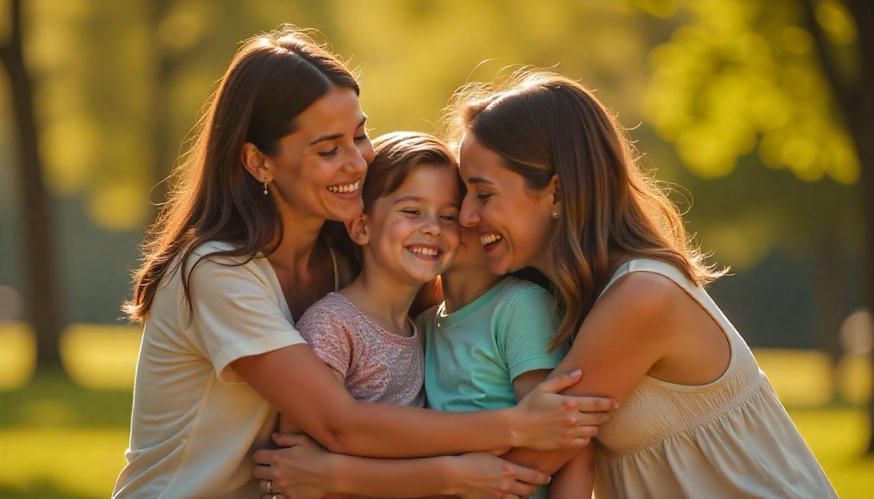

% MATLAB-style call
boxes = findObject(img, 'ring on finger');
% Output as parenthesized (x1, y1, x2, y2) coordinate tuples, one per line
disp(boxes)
(266, 480, 273, 494)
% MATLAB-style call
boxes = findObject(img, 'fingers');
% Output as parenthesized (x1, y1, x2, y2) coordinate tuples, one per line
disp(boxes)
(504, 462, 550, 486)
(254, 448, 277, 466)
(569, 436, 592, 448)
(576, 410, 612, 425)
(271, 432, 308, 448)
(536, 369, 582, 393)
(253, 464, 273, 480)
(565, 395, 618, 412)
(569, 424, 599, 440)
(506, 479, 539, 497)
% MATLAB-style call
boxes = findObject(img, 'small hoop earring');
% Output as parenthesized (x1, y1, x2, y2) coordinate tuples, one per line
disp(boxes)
(263, 181, 269, 196)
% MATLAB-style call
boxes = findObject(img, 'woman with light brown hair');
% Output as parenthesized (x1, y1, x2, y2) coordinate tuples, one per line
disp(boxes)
(447, 69, 836, 497)
(114, 30, 615, 498)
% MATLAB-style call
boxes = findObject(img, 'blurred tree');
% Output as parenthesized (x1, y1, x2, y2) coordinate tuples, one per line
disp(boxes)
(641, 0, 873, 454)
(0, 0, 65, 370)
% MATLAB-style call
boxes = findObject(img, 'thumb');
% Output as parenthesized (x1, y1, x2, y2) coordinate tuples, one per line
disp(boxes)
(272, 432, 306, 448)
(536, 369, 582, 394)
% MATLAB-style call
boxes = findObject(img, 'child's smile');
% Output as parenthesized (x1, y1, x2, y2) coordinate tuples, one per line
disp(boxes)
(359, 165, 461, 286)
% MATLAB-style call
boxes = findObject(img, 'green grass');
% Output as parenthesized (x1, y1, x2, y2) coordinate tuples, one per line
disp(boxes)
(1, 373, 872, 498)
(1, 328, 872, 498)
(0, 373, 131, 498)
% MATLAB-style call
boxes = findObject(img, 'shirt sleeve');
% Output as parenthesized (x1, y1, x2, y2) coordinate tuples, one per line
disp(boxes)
(495, 285, 568, 381)
(185, 253, 306, 383)
(295, 301, 354, 378)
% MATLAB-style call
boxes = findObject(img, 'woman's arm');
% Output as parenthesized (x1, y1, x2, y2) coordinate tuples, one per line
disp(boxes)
(549, 448, 595, 499)
(233, 349, 614, 457)
(492, 273, 681, 475)
(253, 434, 549, 498)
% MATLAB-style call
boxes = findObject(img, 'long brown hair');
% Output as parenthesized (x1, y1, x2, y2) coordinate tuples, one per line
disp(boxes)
(447, 70, 725, 348)
(124, 26, 358, 322)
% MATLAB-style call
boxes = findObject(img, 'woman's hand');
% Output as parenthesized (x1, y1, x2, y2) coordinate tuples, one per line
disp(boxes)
(254, 433, 335, 499)
(444, 452, 551, 498)
(511, 369, 616, 450)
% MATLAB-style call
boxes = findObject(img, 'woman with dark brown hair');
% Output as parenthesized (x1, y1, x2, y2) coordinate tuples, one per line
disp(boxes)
(114, 29, 614, 498)
(447, 69, 836, 498)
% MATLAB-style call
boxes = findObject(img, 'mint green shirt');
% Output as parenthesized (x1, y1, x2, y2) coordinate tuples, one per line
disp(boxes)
(418, 275, 567, 412)
(418, 277, 566, 499)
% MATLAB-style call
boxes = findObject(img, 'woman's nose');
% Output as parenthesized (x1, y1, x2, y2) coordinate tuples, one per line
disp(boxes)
(459, 195, 481, 228)
(346, 145, 368, 175)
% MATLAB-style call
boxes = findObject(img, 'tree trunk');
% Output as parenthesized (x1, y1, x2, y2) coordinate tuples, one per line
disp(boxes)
(147, 0, 173, 208)
(843, 0, 874, 455)
(814, 234, 845, 403)
(0, 0, 65, 371)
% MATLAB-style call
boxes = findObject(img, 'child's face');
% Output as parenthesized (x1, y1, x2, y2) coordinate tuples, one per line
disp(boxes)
(362, 165, 461, 285)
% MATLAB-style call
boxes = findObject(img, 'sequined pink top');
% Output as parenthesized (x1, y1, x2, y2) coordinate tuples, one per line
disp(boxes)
(295, 292, 425, 407)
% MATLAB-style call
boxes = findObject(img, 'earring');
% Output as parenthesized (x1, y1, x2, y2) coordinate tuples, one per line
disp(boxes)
(552, 210, 559, 219)
(263, 180, 269, 196)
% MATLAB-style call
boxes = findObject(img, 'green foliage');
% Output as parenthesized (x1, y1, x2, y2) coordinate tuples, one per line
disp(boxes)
(638, 0, 862, 267)
(14, 0, 657, 231)
(643, 0, 858, 184)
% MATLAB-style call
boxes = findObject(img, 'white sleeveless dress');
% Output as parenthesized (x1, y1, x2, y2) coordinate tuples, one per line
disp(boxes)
(592, 259, 836, 499)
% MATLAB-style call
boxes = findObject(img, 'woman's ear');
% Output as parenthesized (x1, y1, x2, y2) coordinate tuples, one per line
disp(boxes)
(241, 142, 271, 183)
(547, 174, 561, 218)
(345, 215, 370, 246)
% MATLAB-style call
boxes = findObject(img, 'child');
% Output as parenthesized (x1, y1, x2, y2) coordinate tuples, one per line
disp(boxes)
(280, 131, 462, 417)
(416, 225, 569, 499)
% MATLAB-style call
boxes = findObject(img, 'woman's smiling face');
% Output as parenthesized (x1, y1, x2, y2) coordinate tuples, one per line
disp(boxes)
(267, 86, 374, 223)
(458, 134, 557, 275)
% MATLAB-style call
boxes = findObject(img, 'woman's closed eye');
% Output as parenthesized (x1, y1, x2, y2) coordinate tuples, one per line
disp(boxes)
(476, 191, 493, 201)
(401, 208, 421, 216)
(317, 146, 339, 158)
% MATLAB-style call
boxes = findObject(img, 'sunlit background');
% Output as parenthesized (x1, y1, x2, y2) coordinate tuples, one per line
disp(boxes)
(1, 0, 872, 497)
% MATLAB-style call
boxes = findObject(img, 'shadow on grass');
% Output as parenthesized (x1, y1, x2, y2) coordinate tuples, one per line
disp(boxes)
(0, 369, 132, 429)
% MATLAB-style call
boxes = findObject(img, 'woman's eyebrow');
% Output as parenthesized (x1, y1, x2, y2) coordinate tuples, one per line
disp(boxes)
(308, 116, 368, 146)
(466, 176, 494, 185)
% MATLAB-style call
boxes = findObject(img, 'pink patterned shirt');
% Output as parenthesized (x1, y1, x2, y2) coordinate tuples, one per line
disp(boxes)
(296, 292, 425, 407)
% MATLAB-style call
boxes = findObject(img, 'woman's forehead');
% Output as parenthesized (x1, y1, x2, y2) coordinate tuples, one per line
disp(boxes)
(294, 87, 365, 138)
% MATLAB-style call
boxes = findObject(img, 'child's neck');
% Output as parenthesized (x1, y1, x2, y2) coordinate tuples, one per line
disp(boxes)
(340, 260, 419, 337)
(441, 266, 502, 314)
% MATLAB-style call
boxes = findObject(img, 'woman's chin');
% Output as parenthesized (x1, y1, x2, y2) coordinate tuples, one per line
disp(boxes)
(325, 205, 363, 223)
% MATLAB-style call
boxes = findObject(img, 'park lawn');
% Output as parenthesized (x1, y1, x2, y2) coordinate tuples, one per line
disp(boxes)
(1, 330, 872, 497)
(0, 374, 872, 498)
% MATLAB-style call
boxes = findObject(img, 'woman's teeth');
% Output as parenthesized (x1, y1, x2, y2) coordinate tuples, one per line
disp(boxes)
(408, 246, 439, 257)
(480, 233, 503, 246)
(327, 180, 361, 193)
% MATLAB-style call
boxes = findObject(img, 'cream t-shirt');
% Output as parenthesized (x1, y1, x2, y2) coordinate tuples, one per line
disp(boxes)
(113, 241, 309, 498)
